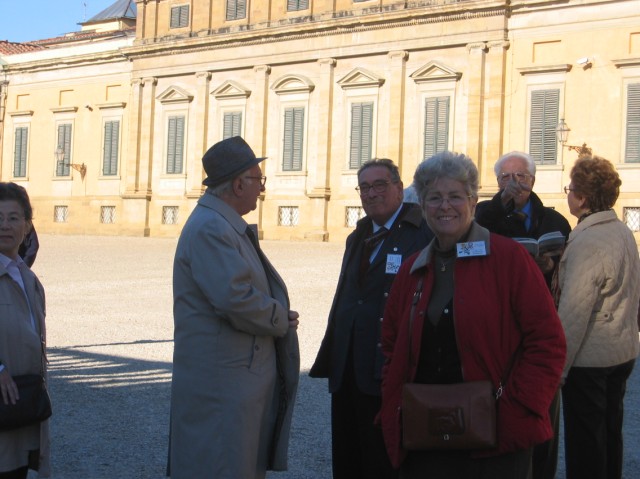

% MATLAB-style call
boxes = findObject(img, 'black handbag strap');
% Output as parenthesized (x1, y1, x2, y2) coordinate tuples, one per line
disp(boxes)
(405, 273, 519, 400)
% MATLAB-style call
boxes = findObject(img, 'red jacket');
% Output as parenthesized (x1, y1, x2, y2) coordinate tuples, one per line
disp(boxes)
(379, 223, 566, 467)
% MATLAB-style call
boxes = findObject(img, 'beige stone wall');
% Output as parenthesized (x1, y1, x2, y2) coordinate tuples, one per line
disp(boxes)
(1, 0, 639, 242)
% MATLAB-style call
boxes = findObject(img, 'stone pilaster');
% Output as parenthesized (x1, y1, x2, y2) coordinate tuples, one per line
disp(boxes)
(465, 42, 487, 165)
(387, 50, 408, 169)
(187, 71, 211, 198)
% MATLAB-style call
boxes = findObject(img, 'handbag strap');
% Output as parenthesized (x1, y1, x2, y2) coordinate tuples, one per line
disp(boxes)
(405, 272, 520, 400)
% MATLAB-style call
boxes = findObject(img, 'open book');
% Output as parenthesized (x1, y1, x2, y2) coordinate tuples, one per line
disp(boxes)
(512, 231, 566, 257)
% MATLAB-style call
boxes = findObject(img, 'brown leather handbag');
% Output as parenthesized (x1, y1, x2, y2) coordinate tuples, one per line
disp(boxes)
(400, 276, 516, 451)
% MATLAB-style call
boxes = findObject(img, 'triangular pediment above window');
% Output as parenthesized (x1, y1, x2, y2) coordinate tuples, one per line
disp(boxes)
(410, 61, 462, 83)
(337, 68, 385, 90)
(271, 75, 315, 95)
(156, 86, 194, 104)
(211, 80, 251, 100)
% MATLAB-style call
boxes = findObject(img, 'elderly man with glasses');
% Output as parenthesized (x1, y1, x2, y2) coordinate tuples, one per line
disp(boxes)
(475, 150, 571, 479)
(311, 158, 432, 479)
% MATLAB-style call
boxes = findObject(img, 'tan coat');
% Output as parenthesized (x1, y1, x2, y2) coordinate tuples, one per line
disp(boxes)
(169, 193, 299, 479)
(558, 210, 640, 377)
(0, 260, 50, 477)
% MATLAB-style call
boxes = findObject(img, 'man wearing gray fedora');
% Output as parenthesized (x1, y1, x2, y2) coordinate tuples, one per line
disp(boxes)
(169, 136, 300, 479)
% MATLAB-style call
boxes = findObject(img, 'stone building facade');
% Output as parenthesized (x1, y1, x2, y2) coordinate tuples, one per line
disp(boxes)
(1, 0, 639, 242)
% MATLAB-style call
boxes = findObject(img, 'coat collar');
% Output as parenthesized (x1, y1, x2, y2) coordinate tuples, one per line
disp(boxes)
(568, 209, 617, 242)
(355, 202, 424, 233)
(410, 221, 491, 274)
(198, 190, 249, 236)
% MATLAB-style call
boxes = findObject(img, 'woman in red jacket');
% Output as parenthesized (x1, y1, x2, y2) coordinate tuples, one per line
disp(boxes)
(379, 152, 566, 478)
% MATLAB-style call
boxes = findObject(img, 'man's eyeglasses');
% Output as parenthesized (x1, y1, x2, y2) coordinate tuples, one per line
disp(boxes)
(424, 194, 471, 208)
(563, 186, 575, 194)
(355, 180, 395, 196)
(498, 172, 533, 182)
(243, 175, 267, 187)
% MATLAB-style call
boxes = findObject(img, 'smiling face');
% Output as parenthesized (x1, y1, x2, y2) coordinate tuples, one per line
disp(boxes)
(423, 177, 477, 250)
(0, 200, 29, 260)
(358, 166, 404, 225)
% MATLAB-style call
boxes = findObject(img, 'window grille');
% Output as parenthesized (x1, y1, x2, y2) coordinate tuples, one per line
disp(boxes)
(279, 206, 299, 226)
(345, 206, 366, 227)
(54, 205, 68, 223)
(162, 206, 179, 225)
(623, 207, 640, 232)
(101, 206, 116, 224)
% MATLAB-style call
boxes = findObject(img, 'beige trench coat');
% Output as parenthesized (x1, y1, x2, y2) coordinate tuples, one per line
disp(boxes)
(0, 259, 50, 477)
(169, 193, 300, 479)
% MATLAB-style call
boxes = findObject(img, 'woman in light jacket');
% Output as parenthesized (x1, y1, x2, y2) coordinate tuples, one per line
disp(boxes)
(0, 182, 49, 479)
(558, 156, 640, 479)
(379, 152, 566, 478)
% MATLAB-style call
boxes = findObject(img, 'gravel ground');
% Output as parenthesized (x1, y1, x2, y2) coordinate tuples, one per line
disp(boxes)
(31, 234, 640, 478)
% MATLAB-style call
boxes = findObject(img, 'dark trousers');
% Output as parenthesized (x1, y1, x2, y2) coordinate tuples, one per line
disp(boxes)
(562, 359, 635, 479)
(399, 448, 532, 479)
(0, 466, 28, 479)
(331, 359, 397, 479)
(532, 389, 560, 479)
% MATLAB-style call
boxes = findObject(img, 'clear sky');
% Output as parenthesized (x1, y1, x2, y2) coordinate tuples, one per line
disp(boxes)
(0, 0, 118, 43)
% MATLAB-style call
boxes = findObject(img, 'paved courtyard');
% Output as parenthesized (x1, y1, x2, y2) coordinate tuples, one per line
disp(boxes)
(32, 234, 640, 478)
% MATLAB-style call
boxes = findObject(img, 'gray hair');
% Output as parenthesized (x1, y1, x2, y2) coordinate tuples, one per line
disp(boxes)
(414, 151, 479, 202)
(493, 151, 536, 177)
(207, 179, 234, 198)
(357, 158, 401, 183)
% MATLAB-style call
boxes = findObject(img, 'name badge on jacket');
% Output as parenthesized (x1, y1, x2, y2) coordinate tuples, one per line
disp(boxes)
(386, 254, 402, 274)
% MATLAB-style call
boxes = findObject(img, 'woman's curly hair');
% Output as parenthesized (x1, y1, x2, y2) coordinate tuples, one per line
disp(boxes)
(570, 155, 621, 211)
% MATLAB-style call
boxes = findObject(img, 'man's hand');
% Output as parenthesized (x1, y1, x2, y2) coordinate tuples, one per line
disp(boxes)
(288, 310, 300, 330)
(535, 254, 555, 275)
(501, 177, 532, 209)
(0, 368, 19, 406)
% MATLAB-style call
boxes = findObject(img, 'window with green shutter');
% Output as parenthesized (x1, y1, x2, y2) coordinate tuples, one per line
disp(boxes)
(287, 0, 309, 11)
(170, 5, 189, 28)
(625, 83, 640, 163)
(102, 120, 120, 176)
(423, 96, 450, 160)
(349, 102, 373, 169)
(13, 127, 28, 178)
(529, 89, 559, 165)
(226, 0, 246, 20)
(282, 107, 304, 171)
(223, 111, 242, 139)
(56, 123, 72, 176)
(167, 116, 185, 174)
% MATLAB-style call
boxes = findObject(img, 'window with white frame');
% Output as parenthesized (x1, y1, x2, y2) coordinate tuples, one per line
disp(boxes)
(54, 205, 68, 223)
(162, 206, 179, 225)
(279, 206, 299, 226)
(345, 206, 366, 227)
(56, 123, 72, 176)
(349, 102, 374, 169)
(223, 111, 242, 139)
(287, 0, 309, 11)
(624, 83, 640, 163)
(282, 107, 304, 171)
(102, 120, 120, 176)
(623, 207, 640, 232)
(423, 96, 450, 160)
(170, 5, 189, 28)
(101, 206, 116, 224)
(13, 126, 28, 178)
(166, 115, 185, 174)
(529, 89, 559, 165)
(226, 0, 246, 20)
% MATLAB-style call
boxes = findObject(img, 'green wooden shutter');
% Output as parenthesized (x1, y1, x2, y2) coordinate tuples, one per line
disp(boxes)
(170, 6, 189, 28)
(283, 107, 304, 171)
(223, 112, 242, 139)
(625, 83, 640, 163)
(102, 120, 120, 176)
(167, 116, 185, 174)
(287, 0, 309, 10)
(56, 123, 72, 176)
(13, 127, 28, 177)
(529, 89, 559, 165)
(226, 0, 246, 20)
(423, 96, 450, 159)
(350, 102, 373, 169)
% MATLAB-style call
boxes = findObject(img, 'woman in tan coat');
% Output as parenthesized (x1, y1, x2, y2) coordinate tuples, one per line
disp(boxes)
(558, 156, 640, 479)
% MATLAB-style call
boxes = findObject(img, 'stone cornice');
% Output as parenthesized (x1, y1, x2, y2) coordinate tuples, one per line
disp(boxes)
(518, 64, 572, 75)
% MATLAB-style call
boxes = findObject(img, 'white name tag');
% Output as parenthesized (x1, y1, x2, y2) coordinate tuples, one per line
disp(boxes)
(385, 254, 403, 274)
(456, 241, 487, 257)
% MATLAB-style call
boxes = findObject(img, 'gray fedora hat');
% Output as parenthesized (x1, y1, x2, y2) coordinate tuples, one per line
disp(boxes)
(202, 136, 266, 188)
